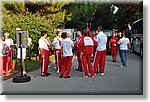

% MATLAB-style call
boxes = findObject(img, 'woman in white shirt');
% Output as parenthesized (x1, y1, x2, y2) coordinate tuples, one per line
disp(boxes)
(59, 32, 74, 78)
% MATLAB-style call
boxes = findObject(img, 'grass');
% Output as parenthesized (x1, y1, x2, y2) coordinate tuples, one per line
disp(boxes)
(16, 55, 55, 72)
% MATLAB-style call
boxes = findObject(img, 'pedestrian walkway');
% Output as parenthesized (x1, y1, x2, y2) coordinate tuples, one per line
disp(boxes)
(1, 52, 143, 95)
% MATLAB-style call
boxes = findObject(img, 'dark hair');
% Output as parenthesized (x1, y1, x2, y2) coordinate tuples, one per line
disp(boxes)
(97, 26, 103, 31)
(83, 29, 88, 36)
(61, 32, 67, 39)
(56, 31, 61, 36)
(41, 31, 47, 36)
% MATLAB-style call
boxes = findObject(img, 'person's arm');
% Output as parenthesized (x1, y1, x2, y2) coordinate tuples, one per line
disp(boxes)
(109, 38, 112, 49)
(128, 39, 131, 50)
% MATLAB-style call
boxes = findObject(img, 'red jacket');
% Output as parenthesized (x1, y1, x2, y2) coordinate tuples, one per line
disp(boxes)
(74, 36, 83, 53)
(79, 36, 97, 54)
(109, 37, 119, 47)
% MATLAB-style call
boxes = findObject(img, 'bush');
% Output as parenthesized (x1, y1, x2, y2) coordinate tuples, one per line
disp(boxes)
(2, 12, 55, 57)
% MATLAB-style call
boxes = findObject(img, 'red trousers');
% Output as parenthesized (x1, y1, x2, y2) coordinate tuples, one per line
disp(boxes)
(0, 56, 9, 75)
(8, 49, 13, 71)
(54, 49, 62, 71)
(41, 49, 49, 75)
(82, 54, 94, 76)
(93, 50, 106, 73)
(111, 47, 118, 61)
(76, 51, 82, 70)
(0, 56, 3, 75)
(60, 56, 73, 77)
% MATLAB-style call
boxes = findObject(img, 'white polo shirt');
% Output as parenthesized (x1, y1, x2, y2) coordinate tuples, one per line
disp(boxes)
(118, 37, 130, 50)
(96, 31, 107, 51)
(38, 37, 49, 51)
(5, 38, 13, 47)
(0, 43, 4, 56)
(53, 36, 62, 49)
(62, 38, 74, 57)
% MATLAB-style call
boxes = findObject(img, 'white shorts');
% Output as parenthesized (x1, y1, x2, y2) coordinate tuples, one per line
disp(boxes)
(17, 48, 26, 59)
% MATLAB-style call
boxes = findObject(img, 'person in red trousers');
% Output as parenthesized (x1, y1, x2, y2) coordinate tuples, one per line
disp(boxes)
(0, 36, 9, 76)
(79, 30, 95, 78)
(74, 31, 83, 72)
(109, 33, 119, 62)
(52, 29, 62, 74)
(4, 32, 14, 72)
(60, 32, 74, 78)
(38, 31, 50, 77)
(93, 26, 107, 76)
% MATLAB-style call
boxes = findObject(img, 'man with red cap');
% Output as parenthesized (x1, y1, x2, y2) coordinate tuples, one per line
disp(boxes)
(109, 33, 119, 62)
(74, 30, 83, 72)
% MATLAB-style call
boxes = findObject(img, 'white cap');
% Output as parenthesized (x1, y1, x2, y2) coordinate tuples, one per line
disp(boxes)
(16, 28, 21, 30)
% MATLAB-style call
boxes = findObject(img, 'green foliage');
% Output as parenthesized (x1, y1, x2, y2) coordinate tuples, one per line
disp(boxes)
(65, 2, 98, 30)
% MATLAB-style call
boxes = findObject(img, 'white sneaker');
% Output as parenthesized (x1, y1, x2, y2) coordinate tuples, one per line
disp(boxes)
(56, 70, 59, 74)
(53, 67, 56, 69)
(120, 65, 124, 68)
(48, 65, 51, 68)
(92, 76, 95, 78)
(100, 73, 104, 76)
(83, 75, 88, 78)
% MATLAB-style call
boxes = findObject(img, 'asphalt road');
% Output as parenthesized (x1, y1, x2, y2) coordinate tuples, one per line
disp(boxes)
(1, 52, 143, 95)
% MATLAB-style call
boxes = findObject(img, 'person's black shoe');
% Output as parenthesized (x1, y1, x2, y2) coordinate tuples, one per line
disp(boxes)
(79, 69, 83, 72)
(64, 76, 70, 78)
(59, 75, 63, 78)
(46, 73, 51, 76)
(76, 69, 79, 71)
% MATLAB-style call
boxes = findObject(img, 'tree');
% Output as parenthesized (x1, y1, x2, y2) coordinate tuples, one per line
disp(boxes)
(65, 2, 98, 30)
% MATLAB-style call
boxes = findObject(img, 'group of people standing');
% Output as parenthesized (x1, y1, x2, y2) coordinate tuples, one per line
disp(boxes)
(39, 26, 109, 78)
(0, 25, 131, 78)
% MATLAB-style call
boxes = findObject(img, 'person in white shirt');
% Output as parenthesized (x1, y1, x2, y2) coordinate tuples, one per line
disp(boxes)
(0, 36, 9, 75)
(118, 32, 131, 68)
(59, 32, 74, 78)
(93, 26, 107, 76)
(52, 29, 62, 74)
(4, 32, 14, 72)
(38, 31, 50, 77)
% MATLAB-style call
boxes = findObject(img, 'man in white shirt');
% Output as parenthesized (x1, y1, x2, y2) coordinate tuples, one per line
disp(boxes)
(38, 31, 50, 77)
(52, 29, 62, 74)
(118, 33, 131, 68)
(59, 32, 74, 78)
(93, 26, 107, 76)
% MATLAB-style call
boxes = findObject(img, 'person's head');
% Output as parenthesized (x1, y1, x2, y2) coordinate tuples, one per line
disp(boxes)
(41, 31, 48, 38)
(4, 32, 10, 39)
(56, 29, 62, 37)
(97, 26, 103, 32)
(77, 31, 82, 36)
(67, 32, 72, 38)
(46, 34, 50, 40)
(61, 32, 67, 39)
(112, 33, 116, 38)
(120, 31, 125, 38)
(82, 29, 88, 36)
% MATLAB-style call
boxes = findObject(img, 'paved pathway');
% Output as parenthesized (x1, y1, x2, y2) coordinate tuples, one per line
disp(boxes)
(1, 52, 143, 95)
